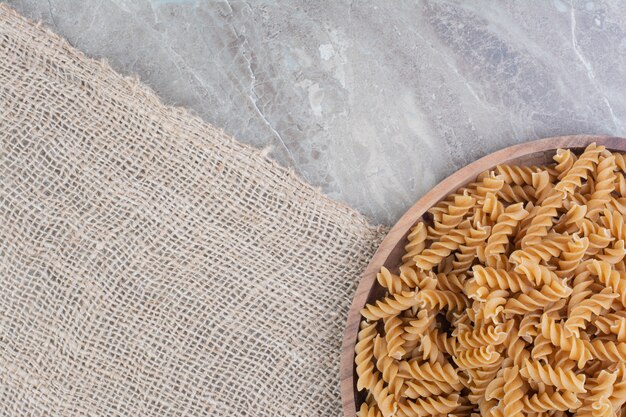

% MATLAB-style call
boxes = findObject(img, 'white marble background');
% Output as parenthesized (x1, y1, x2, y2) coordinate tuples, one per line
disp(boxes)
(7, 0, 626, 225)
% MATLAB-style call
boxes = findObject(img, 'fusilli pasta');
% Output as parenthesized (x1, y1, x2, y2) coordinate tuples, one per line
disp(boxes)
(355, 143, 626, 415)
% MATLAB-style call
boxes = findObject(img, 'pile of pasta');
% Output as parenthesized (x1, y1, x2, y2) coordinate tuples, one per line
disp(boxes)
(355, 143, 626, 417)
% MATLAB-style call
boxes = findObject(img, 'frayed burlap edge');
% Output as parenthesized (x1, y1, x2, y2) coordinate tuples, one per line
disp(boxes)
(0, 4, 387, 416)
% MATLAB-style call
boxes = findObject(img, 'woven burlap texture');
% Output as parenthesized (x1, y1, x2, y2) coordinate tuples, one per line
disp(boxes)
(0, 5, 385, 416)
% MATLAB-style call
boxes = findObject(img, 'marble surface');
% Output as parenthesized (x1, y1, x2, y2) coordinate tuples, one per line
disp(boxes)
(7, 0, 626, 225)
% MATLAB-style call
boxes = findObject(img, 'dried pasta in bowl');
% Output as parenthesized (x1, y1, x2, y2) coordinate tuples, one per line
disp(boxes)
(355, 143, 626, 417)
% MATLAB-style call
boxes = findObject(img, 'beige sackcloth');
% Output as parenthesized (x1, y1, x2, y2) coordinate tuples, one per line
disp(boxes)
(0, 5, 386, 416)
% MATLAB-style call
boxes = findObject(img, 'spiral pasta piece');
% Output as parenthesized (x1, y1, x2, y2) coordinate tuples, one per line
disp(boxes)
(588, 260, 626, 308)
(457, 323, 507, 349)
(505, 278, 572, 316)
(373, 336, 403, 398)
(402, 378, 459, 398)
(471, 207, 491, 229)
(496, 164, 545, 185)
(555, 143, 604, 195)
(485, 203, 529, 255)
(557, 235, 590, 278)
(467, 222, 491, 247)
(510, 232, 571, 265)
(520, 358, 586, 393)
(503, 365, 525, 417)
(462, 283, 489, 304)
(399, 339, 419, 361)
(609, 194, 626, 214)
(384, 315, 406, 360)
(376, 266, 404, 295)
(540, 315, 592, 368)
(396, 393, 459, 417)
(571, 191, 590, 207)
(416, 289, 468, 312)
(399, 359, 460, 384)
(428, 194, 476, 239)
(356, 321, 377, 391)
(565, 288, 618, 335)
(523, 390, 582, 412)
(568, 271, 596, 315)
(414, 227, 470, 271)
(586, 154, 616, 220)
(554, 148, 578, 179)
(580, 172, 595, 195)
(402, 222, 428, 266)
(470, 265, 533, 293)
(427, 204, 449, 227)
(454, 345, 500, 369)
(520, 188, 564, 248)
(361, 291, 421, 321)
(585, 339, 626, 362)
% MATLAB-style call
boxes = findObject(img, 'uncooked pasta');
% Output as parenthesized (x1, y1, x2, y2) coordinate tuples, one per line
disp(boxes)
(356, 143, 626, 417)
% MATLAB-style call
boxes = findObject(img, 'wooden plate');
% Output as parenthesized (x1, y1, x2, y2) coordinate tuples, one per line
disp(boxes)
(339, 134, 626, 417)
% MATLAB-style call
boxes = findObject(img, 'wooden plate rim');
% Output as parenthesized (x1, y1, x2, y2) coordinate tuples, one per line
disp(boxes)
(340, 134, 626, 416)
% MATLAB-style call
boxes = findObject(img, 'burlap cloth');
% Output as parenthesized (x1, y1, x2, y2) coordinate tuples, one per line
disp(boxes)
(0, 5, 385, 416)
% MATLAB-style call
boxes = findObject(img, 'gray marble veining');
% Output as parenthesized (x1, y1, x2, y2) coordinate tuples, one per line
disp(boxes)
(6, 0, 626, 225)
